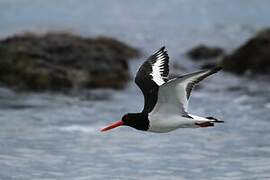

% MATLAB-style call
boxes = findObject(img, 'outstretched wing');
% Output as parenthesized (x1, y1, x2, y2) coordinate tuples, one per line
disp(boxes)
(135, 46, 169, 113)
(150, 67, 222, 116)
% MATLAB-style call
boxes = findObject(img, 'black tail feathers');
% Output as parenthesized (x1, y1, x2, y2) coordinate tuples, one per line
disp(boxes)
(206, 116, 224, 123)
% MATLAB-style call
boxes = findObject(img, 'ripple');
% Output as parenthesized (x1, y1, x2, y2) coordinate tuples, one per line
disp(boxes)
(58, 125, 98, 134)
(1, 0, 270, 179)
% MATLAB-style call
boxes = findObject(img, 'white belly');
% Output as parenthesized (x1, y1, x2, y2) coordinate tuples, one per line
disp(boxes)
(148, 114, 200, 133)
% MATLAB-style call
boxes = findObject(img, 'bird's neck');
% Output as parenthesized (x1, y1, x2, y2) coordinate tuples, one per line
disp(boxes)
(127, 112, 149, 131)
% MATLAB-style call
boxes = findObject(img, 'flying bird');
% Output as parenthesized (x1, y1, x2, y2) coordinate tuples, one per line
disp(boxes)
(101, 47, 223, 133)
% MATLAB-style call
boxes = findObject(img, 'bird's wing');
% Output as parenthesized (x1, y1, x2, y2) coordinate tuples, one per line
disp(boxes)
(150, 67, 222, 116)
(135, 46, 169, 113)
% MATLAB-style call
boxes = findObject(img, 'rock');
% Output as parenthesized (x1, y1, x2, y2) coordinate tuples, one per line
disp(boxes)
(186, 44, 224, 60)
(227, 86, 244, 92)
(200, 62, 217, 69)
(222, 28, 270, 75)
(0, 32, 140, 91)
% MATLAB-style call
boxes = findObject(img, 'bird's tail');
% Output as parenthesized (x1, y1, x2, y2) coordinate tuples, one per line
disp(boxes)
(206, 116, 224, 123)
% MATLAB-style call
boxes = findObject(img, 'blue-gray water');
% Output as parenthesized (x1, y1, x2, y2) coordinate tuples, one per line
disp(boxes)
(1, 0, 270, 179)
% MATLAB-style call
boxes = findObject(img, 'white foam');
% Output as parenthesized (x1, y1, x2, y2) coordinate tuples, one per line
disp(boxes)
(265, 103, 270, 109)
(59, 125, 97, 133)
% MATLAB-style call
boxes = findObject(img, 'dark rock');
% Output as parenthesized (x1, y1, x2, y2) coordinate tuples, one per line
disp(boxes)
(227, 86, 244, 92)
(0, 32, 140, 91)
(200, 62, 218, 69)
(186, 44, 224, 60)
(222, 28, 270, 75)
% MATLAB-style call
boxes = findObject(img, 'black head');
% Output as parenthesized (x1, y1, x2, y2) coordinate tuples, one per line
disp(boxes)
(101, 113, 149, 132)
(121, 113, 149, 131)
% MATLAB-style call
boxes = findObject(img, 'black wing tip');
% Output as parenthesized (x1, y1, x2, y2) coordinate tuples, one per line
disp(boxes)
(156, 46, 166, 54)
(160, 46, 166, 51)
(153, 46, 169, 60)
(211, 66, 223, 73)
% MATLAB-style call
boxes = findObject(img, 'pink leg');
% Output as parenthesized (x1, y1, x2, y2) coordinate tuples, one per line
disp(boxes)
(195, 122, 214, 127)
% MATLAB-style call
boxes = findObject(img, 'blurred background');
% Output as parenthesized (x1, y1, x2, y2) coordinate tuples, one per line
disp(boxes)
(0, 0, 270, 179)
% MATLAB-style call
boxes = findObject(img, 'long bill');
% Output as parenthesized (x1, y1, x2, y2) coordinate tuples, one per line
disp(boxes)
(100, 120, 124, 132)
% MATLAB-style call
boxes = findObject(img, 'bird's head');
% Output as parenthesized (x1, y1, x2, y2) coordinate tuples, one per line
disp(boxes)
(100, 113, 149, 132)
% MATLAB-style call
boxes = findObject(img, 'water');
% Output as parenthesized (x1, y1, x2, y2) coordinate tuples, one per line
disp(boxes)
(1, 0, 270, 179)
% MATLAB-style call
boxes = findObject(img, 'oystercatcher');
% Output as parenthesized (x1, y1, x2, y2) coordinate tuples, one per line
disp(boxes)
(101, 47, 223, 133)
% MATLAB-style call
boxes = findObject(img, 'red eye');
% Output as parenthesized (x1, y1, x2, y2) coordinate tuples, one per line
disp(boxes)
(124, 115, 128, 120)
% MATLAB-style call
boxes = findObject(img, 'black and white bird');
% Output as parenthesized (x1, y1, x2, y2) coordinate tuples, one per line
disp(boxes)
(101, 47, 224, 133)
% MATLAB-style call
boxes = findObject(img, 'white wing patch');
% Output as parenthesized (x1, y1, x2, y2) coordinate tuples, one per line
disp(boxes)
(150, 51, 168, 86)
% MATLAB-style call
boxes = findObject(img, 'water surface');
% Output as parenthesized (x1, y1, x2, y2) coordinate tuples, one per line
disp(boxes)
(0, 0, 270, 179)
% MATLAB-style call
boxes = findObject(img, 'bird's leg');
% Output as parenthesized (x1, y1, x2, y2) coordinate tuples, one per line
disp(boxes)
(195, 122, 214, 127)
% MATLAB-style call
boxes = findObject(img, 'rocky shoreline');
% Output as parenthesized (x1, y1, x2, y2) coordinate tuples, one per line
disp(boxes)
(222, 28, 270, 75)
(0, 32, 140, 92)
(1, 28, 269, 93)
(186, 28, 270, 76)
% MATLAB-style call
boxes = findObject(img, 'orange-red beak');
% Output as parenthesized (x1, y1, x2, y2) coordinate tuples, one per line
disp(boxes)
(100, 120, 124, 132)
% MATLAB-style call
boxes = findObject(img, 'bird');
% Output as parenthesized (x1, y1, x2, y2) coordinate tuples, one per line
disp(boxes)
(101, 46, 224, 133)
